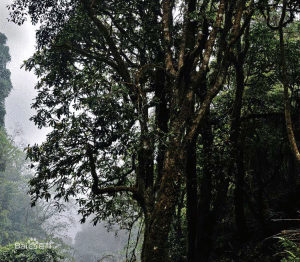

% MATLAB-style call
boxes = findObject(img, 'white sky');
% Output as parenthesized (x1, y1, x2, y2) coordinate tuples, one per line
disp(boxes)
(0, 0, 50, 145)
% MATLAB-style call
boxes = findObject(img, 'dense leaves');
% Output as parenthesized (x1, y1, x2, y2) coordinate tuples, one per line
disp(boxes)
(0, 241, 64, 262)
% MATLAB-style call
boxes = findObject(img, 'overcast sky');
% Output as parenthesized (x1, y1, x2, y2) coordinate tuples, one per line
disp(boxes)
(0, 0, 50, 145)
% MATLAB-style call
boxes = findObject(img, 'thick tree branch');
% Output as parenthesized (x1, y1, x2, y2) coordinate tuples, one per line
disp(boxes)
(85, 143, 138, 197)
(99, 8, 143, 56)
(162, 0, 176, 76)
(92, 185, 137, 195)
(186, 55, 230, 145)
(80, 0, 131, 82)
(177, 0, 197, 71)
(54, 43, 123, 75)
(228, 5, 255, 47)
(195, 0, 226, 80)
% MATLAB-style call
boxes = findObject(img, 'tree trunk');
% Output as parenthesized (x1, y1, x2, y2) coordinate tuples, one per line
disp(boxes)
(279, 1, 300, 163)
(142, 136, 184, 262)
(196, 121, 214, 261)
(232, 35, 249, 239)
(186, 145, 197, 262)
(234, 147, 248, 239)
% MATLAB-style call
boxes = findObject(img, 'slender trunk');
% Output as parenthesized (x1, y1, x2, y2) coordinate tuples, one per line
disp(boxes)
(186, 145, 197, 262)
(176, 185, 185, 240)
(232, 37, 248, 239)
(234, 147, 248, 239)
(279, 1, 300, 163)
(154, 69, 168, 189)
(196, 121, 214, 261)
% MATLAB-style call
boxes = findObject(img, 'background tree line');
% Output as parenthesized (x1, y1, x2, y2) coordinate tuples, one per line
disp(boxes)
(0, 31, 70, 261)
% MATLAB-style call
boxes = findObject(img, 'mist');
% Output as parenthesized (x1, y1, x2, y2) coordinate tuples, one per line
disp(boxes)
(0, 1, 131, 261)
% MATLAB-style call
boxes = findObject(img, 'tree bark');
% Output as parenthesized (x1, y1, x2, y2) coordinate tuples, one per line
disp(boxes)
(186, 145, 197, 262)
(234, 147, 248, 239)
(142, 135, 184, 262)
(231, 25, 250, 239)
(196, 121, 214, 261)
(232, 59, 248, 239)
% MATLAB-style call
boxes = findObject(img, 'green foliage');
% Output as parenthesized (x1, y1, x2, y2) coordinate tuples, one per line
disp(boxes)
(0, 127, 75, 247)
(0, 32, 12, 127)
(0, 131, 47, 245)
(277, 237, 300, 262)
(0, 240, 65, 262)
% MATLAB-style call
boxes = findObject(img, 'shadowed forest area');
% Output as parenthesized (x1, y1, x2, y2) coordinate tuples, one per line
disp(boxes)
(1, 0, 300, 261)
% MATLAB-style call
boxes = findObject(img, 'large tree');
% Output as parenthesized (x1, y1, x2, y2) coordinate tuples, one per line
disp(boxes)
(8, 0, 300, 261)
